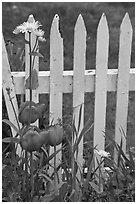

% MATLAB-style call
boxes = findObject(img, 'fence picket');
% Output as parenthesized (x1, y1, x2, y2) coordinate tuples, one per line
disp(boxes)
(49, 14, 63, 178)
(114, 13, 133, 159)
(94, 14, 109, 151)
(73, 14, 86, 178)
(2, 35, 22, 155)
(25, 15, 39, 125)
(93, 13, 109, 191)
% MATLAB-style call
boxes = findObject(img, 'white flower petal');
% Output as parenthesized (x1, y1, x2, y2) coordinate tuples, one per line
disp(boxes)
(13, 19, 43, 35)
(38, 36, 46, 42)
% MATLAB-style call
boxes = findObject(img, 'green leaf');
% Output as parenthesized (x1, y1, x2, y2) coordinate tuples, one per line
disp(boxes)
(117, 137, 123, 167)
(77, 104, 83, 133)
(29, 51, 44, 58)
(39, 173, 53, 183)
(83, 148, 96, 192)
(73, 120, 94, 156)
(25, 69, 39, 90)
(89, 181, 103, 194)
(2, 137, 20, 144)
(40, 147, 49, 157)
(40, 193, 56, 202)
(128, 150, 135, 169)
(41, 146, 62, 164)
(2, 119, 20, 136)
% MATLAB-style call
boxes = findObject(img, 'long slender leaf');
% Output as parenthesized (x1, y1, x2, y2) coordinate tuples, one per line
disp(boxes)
(117, 144, 134, 169)
(83, 149, 96, 192)
(89, 181, 103, 194)
(77, 104, 83, 133)
(41, 146, 63, 164)
(120, 126, 127, 139)
(128, 150, 135, 169)
(73, 121, 94, 156)
(40, 193, 56, 202)
(29, 51, 44, 58)
(40, 147, 49, 158)
(72, 116, 78, 143)
(2, 137, 20, 144)
(117, 137, 123, 167)
(39, 173, 53, 183)
(103, 131, 119, 152)
(2, 119, 20, 136)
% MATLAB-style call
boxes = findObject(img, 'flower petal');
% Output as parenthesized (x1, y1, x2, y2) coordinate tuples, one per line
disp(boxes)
(38, 36, 46, 42)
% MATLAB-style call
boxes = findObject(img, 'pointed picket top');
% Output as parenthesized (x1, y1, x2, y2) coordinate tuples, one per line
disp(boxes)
(50, 14, 62, 38)
(97, 13, 109, 35)
(119, 13, 133, 45)
(28, 14, 35, 23)
(75, 14, 86, 33)
(120, 13, 132, 32)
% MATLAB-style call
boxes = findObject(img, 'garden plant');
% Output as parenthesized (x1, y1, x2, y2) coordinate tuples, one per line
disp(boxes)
(2, 15, 135, 202)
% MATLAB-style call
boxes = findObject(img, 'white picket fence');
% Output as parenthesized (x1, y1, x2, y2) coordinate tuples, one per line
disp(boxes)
(2, 13, 135, 173)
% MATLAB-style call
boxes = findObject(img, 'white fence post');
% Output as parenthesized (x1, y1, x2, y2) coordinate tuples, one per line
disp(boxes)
(93, 13, 109, 191)
(49, 14, 63, 179)
(73, 14, 86, 180)
(114, 13, 133, 160)
(94, 13, 109, 153)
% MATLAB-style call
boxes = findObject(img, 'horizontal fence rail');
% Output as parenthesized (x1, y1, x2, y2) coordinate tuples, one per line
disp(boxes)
(11, 69, 135, 94)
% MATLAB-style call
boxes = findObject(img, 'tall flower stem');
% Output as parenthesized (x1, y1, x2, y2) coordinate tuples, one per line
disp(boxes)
(54, 145, 57, 187)
(28, 32, 32, 125)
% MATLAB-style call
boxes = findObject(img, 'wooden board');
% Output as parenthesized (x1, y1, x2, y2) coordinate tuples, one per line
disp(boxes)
(114, 13, 133, 159)
(73, 14, 86, 179)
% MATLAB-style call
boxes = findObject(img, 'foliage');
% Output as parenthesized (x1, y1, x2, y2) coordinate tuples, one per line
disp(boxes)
(2, 125, 135, 201)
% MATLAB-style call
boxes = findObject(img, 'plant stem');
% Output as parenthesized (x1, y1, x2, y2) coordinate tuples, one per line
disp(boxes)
(31, 37, 38, 71)
(28, 32, 32, 125)
(30, 152, 34, 200)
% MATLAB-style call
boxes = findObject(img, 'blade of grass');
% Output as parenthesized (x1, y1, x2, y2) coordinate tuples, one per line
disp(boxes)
(41, 146, 63, 164)
(73, 121, 94, 156)
(77, 104, 83, 133)
(2, 137, 20, 144)
(117, 137, 123, 167)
